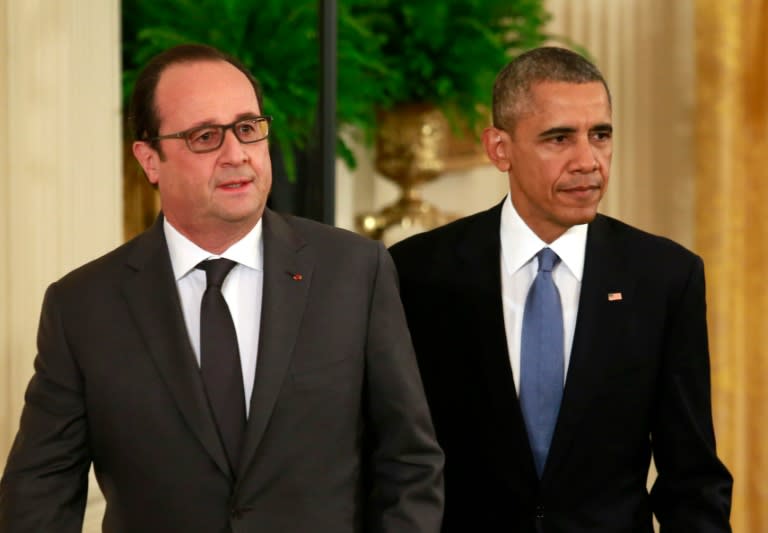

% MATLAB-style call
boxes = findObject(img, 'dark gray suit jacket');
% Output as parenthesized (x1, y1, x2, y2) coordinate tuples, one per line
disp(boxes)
(0, 209, 444, 532)
(390, 201, 732, 533)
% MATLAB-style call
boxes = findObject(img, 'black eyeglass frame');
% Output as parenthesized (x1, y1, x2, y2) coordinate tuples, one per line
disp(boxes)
(144, 115, 273, 153)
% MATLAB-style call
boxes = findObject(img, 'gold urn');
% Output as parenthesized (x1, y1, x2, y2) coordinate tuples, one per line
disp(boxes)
(356, 103, 486, 240)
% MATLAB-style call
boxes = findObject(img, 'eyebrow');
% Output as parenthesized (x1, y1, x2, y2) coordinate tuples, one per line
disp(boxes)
(591, 123, 613, 133)
(183, 112, 264, 130)
(537, 123, 613, 139)
(538, 126, 577, 139)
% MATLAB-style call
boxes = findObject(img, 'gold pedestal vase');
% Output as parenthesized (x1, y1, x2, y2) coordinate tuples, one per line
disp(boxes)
(356, 103, 485, 240)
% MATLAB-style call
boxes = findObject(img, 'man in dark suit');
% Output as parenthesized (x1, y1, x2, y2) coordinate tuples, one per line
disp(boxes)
(389, 47, 732, 532)
(0, 44, 444, 532)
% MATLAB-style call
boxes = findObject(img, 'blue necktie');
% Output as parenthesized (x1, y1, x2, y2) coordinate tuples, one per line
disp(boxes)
(520, 248, 564, 477)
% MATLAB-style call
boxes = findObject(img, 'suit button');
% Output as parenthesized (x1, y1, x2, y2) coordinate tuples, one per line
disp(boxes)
(231, 508, 243, 520)
(535, 504, 545, 519)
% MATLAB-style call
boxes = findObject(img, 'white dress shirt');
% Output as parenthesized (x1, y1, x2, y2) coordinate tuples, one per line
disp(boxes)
(499, 194, 588, 395)
(164, 218, 264, 416)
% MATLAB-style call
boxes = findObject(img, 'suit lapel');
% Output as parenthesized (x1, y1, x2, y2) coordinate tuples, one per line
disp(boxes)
(236, 209, 312, 480)
(457, 202, 539, 484)
(543, 215, 635, 481)
(121, 216, 231, 480)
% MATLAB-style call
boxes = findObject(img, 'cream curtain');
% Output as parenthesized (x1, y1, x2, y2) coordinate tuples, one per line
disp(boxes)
(0, 1, 121, 529)
(695, 1, 768, 531)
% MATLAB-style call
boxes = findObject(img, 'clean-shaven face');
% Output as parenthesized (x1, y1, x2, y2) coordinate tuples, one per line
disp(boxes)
(492, 81, 612, 243)
(135, 60, 272, 249)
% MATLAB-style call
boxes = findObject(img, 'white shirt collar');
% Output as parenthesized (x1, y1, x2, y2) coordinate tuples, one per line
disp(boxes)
(500, 194, 588, 280)
(164, 218, 264, 281)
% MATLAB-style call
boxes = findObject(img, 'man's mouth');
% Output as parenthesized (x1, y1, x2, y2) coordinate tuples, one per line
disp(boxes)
(218, 178, 252, 190)
(559, 180, 602, 194)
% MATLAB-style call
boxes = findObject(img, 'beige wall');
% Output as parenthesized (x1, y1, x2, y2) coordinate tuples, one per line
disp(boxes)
(0, 0, 9, 467)
(0, 0, 122, 529)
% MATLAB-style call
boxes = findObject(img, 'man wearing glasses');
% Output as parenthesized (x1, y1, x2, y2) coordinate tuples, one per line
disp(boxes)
(0, 44, 444, 532)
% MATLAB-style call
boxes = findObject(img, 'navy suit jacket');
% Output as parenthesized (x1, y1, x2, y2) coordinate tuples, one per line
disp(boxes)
(390, 201, 732, 532)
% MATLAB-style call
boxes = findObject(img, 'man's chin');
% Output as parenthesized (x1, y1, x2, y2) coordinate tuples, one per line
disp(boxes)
(215, 205, 265, 226)
(566, 206, 600, 226)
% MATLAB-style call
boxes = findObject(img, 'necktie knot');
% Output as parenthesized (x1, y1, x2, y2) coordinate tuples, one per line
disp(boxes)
(197, 258, 237, 288)
(537, 248, 560, 273)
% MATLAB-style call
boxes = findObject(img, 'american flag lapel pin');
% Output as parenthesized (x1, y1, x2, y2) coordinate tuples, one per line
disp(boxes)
(290, 272, 303, 281)
(608, 292, 623, 302)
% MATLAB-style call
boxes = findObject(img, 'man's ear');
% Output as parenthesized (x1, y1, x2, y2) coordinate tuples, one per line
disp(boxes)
(132, 141, 160, 185)
(482, 127, 511, 172)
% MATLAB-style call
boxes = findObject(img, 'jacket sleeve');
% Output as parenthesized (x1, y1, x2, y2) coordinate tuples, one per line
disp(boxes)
(650, 256, 733, 532)
(363, 241, 445, 533)
(0, 282, 91, 532)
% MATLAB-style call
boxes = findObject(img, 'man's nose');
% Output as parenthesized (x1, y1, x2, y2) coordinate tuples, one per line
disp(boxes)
(572, 137, 599, 172)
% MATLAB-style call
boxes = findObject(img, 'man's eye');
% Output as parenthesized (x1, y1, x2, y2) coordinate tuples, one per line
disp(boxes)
(189, 128, 220, 145)
(237, 120, 264, 140)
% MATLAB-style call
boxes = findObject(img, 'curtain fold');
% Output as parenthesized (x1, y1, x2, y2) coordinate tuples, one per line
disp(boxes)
(695, 2, 768, 531)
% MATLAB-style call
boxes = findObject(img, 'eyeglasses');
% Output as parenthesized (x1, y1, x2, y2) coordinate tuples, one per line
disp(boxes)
(145, 115, 272, 153)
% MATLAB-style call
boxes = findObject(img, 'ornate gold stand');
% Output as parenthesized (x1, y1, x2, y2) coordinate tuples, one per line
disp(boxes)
(356, 103, 486, 240)
(357, 186, 455, 240)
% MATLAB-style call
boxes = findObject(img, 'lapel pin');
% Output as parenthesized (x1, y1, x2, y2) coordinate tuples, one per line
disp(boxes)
(608, 292, 623, 301)
(291, 273, 303, 281)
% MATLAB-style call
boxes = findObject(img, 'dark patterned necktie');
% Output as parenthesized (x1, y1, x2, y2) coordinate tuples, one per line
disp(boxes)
(197, 259, 246, 472)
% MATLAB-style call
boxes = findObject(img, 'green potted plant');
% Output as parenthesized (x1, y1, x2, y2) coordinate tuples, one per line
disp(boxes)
(348, 1, 553, 238)
(353, 0, 552, 133)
